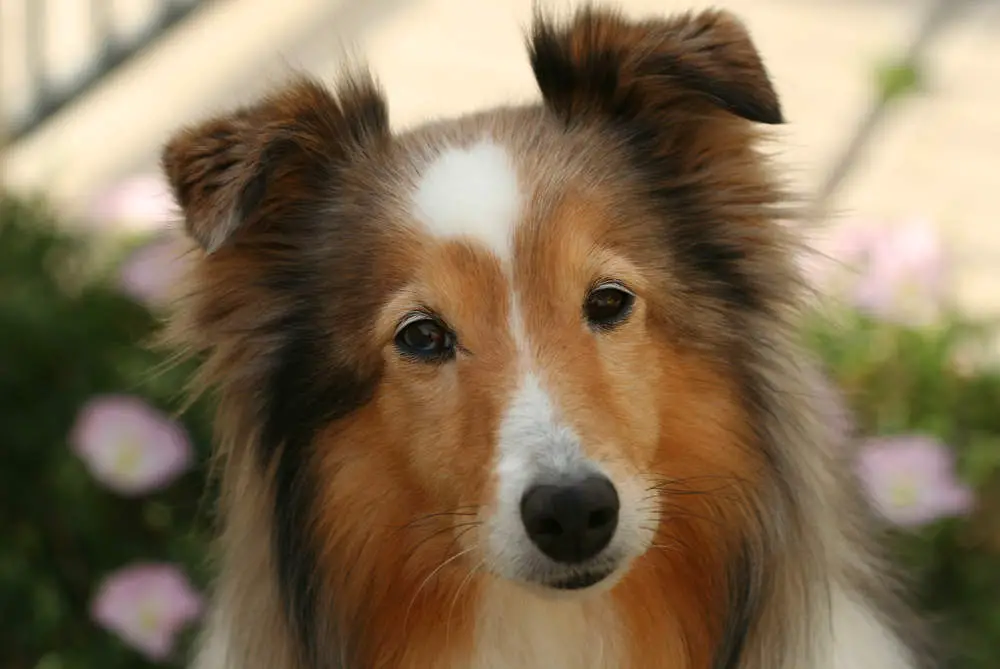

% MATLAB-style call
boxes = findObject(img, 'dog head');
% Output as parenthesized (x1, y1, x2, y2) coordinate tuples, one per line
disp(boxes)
(164, 7, 794, 666)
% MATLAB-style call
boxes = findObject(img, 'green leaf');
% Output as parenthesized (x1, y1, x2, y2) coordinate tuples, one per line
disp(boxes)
(961, 435, 1000, 488)
(875, 59, 922, 103)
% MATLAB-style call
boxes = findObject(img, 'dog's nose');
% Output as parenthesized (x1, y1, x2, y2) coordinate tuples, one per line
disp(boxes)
(520, 475, 620, 563)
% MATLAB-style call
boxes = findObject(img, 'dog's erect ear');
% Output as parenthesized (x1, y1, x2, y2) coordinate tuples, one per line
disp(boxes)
(161, 75, 388, 254)
(528, 7, 782, 126)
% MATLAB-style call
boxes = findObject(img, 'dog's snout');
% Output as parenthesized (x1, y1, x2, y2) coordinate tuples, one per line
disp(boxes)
(519, 475, 620, 563)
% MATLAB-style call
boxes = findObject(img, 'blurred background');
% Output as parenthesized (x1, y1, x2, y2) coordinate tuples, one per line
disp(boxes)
(2, 1, 999, 667)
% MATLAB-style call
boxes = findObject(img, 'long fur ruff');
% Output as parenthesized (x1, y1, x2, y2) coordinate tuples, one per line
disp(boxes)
(161, 5, 932, 668)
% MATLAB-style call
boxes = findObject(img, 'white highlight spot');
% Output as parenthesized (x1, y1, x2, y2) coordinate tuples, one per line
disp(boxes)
(411, 141, 521, 259)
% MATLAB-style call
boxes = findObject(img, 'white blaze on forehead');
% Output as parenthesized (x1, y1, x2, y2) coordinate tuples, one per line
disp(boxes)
(411, 140, 521, 260)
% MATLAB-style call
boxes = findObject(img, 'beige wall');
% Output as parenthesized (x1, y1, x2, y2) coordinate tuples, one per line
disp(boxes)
(3, 0, 999, 314)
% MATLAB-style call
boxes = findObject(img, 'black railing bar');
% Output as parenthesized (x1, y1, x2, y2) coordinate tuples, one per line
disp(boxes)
(7, 0, 210, 143)
(811, 0, 974, 216)
(91, 0, 116, 63)
(24, 0, 49, 118)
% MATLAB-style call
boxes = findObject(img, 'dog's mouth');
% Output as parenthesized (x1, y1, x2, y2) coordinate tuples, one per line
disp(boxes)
(546, 569, 613, 590)
(509, 550, 632, 596)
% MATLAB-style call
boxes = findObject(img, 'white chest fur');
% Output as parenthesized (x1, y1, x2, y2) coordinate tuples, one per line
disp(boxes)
(464, 582, 627, 669)
(457, 581, 917, 669)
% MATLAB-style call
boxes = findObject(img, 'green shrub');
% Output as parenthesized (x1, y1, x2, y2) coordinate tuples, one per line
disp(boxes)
(807, 312, 1000, 667)
(0, 195, 212, 669)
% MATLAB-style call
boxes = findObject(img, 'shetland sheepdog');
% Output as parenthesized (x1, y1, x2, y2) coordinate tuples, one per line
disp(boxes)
(162, 5, 931, 668)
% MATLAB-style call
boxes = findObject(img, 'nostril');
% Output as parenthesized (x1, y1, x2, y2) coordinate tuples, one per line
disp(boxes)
(536, 516, 563, 536)
(588, 507, 615, 530)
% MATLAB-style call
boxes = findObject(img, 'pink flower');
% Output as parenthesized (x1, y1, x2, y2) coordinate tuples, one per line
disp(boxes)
(853, 218, 949, 326)
(91, 173, 178, 232)
(91, 563, 203, 661)
(856, 435, 974, 528)
(809, 216, 951, 326)
(70, 395, 193, 495)
(119, 233, 190, 308)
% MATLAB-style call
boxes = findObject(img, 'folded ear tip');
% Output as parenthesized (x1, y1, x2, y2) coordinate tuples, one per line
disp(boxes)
(529, 5, 784, 127)
(757, 106, 785, 125)
(726, 97, 783, 125)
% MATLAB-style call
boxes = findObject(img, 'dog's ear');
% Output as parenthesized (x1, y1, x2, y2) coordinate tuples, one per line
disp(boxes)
(528, 7, 782, 127)
(161, 75, 388, 254)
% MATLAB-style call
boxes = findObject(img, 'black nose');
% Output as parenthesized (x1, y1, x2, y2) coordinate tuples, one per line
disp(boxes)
(520, 475, 620, 563)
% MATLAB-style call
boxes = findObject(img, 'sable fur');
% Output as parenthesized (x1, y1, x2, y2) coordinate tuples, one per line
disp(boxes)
(163, 5, 933, 669)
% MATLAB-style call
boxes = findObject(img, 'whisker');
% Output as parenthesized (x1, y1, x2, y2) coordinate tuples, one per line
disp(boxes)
(393, 507, 482, 533)
(651, 541, 683, 555)
(644, 473, 749, 483)
(645, 481, 745, 498)
(403, 521, 482, 571)
(642, 473, 753, 495)
(403, 546, 476, 635)
(440, 522, 483, 558)
(653, 532, 699, 553)
(657, 506, 728, 529)
(446, 555, 484, 649)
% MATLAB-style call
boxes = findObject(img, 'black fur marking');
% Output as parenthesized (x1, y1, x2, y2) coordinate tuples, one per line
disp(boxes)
(344, 88, 391, 146)
(528, 16, 770, 313)
(164, 73, 392, 667)
(636, 53, 783, 126)
(648, 181, 761, 313)
(528, 20, 643, 126)
(528, 10, 783, 128)
(720, 342, 804, 668)
(250, 192, 383, 666)
(234, 83, 389, 666)
(621, 122, 765, 314)
(526, 23, 580, 124)
(261, 296, 378, 668)
(713, 538, 766, 669)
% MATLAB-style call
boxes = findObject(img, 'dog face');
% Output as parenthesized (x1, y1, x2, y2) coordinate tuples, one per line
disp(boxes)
(368, 126, 767, 597)
(164, 7, 794, 666)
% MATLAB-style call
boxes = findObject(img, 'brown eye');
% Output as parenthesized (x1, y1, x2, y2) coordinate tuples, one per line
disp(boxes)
(584, 284, 635, 330)
(395, 317, 456, 361)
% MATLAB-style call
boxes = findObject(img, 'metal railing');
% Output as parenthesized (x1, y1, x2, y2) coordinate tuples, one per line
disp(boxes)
(811, 0, 976, 217)
(2, 0, 210, 143)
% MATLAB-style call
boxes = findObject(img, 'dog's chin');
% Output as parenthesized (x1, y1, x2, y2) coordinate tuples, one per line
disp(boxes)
(510, 561, 630, 600)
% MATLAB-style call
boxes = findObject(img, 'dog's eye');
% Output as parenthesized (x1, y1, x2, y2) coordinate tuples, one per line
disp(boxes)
(584, 284, 635, 330)
(395, 317, 456, 361)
